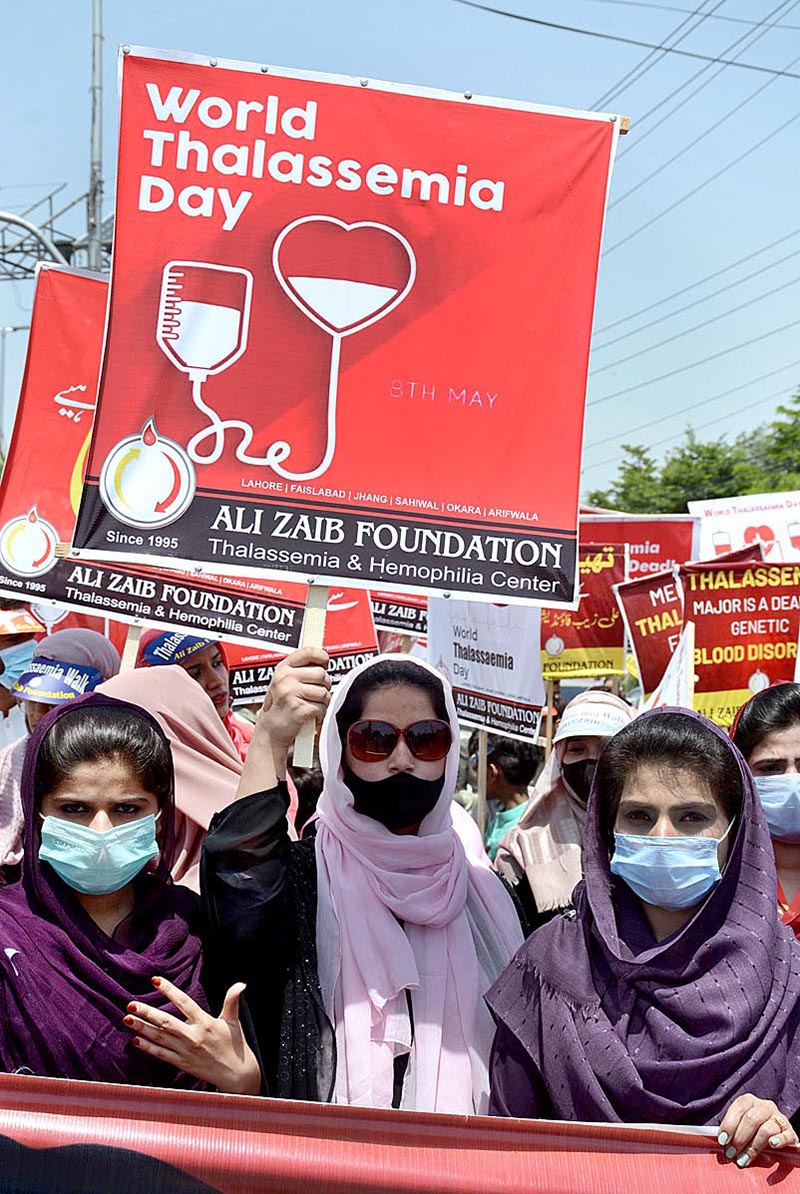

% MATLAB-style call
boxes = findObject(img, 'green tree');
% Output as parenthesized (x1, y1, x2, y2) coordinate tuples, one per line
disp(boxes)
(586, 444, 664, 511)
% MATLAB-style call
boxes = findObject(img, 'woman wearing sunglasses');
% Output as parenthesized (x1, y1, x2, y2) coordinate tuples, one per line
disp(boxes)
(201, 648, 524, 1112)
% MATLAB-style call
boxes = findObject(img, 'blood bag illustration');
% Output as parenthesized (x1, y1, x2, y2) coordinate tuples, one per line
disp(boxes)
(156, 262, 253, 380)
(155, 221, 415, 481)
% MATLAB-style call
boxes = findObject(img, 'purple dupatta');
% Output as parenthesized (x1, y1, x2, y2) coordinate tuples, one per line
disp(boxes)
(487, 707, 800, 1125)
(0, 693, 208, 1086)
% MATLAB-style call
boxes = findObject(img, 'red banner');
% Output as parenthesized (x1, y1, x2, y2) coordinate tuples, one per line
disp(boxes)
(72, 48, 618, 608)
(541, 543, 627, 678)
(0, 264, 312, 652)
(615, 568, 684, 698)
(580, 514, 698, 578)
(227, 585, 377, 703)
(0, 1073, 793, 1192)
(682, 560, 800, 726)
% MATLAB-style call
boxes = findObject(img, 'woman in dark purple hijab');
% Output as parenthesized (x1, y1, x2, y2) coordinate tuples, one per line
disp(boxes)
(487, 708, 800, 1169)
(0, 692, 259, 1093)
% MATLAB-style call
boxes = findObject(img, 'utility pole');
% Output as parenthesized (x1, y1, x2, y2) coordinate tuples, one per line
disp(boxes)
(87, 0, 103, 271)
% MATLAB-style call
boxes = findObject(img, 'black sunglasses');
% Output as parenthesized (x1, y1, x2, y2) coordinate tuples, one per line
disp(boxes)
(347, 719, 452, 762)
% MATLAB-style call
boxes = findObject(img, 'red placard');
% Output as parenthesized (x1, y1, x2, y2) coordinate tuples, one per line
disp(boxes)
(541, 543, 627, 678)
(227, 585, 377, 704)
(72, 48, 618, 608)
(681, 560, 800, 726)
(580, 514, 698, 578)
(0, 264, 309, 651)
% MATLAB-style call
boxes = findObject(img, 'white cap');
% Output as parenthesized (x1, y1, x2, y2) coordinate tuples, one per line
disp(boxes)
(553, 695, 635, 744)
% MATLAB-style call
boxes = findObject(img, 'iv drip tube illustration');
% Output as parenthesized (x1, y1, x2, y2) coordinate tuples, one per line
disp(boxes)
(156, 218, 416, 481)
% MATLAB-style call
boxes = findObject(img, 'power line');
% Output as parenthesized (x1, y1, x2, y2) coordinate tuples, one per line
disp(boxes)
(579, 0, 800, 28)
(594, 229, 800, 336)
(609, 44, 800, 208)
(582, 383, 797, 474)
(591, 275, 800, 375)
(604, 105, 800, 254)
(594, 245, 800, 350)
(588, 318, 800, 406)
(592, 0, 725, 111)
(584, 359, 800, 450)
(615, 0, 800, 158)
(454, 2, 800, 81)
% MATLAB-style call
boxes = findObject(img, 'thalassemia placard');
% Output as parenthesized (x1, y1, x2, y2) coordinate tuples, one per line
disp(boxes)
(137, 82, 507, 230)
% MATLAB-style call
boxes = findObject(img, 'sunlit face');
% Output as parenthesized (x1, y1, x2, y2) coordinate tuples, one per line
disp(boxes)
(40, 756, 160, 833)
(561, 735, 605, 764)
(343, 685, 448, 782)
(614, 763, 732, 865)
(178, 644, 230, 719)
(748, 724, 800, 777)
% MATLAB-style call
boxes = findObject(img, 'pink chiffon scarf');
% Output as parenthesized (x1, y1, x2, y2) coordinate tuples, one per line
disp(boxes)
(314, 655, 523, 1114)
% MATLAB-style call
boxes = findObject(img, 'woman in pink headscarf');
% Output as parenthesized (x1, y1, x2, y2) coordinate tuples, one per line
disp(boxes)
(99, 666, 245, 891)
(201, 648, 524, 1111)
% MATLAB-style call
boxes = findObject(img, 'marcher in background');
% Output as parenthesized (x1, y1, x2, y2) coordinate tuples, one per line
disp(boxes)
(466, 731, 541, 861)
(488, 709, 800, 1167)
(0, 607, 44, 753)
(202, 650, 524, 1112)
(0, 692, 259, 1093)
(0, 628, 120, 884)
(732, 682, 800, 937)
(135, 630, 253, 760)
(494, 691, 635, 931)
(99, 666, 247, 891)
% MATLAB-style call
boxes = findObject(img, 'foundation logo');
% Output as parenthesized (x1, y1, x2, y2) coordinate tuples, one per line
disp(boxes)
(0, 507, 58, 577)
(99, 417, 196, 529)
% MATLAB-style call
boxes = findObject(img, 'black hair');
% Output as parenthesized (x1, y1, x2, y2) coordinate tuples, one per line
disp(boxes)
(289, 764, 324, 834)
(595, 711, 743, 846)
(732, 683, 800, 761)
(34, 705, 173, 809)
(467, 729, 541, 787)
(335, 660, 448, 743)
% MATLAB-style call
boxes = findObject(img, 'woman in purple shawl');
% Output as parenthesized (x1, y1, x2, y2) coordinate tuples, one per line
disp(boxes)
(488, 708, 800, 1169)
(0, 692, 259, 1092)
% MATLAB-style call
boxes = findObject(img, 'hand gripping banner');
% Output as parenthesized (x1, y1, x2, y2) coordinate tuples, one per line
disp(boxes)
(72, 47, 620, 608)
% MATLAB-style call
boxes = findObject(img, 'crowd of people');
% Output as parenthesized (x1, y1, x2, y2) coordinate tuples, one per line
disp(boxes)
(0, 617, 798, 1170)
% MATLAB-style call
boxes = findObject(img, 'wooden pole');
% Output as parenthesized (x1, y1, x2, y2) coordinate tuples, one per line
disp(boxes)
(120, 624, 142, 671)
(476, 728, 488, 840)
(293, 584, 330, 767)
(399, 634, 412, 654)
(544, 679, 555, 761)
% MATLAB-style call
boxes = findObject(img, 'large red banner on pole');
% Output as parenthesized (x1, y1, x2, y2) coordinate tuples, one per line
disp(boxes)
(72, 48, 619, 608)
(0, 1073, 793, 1192)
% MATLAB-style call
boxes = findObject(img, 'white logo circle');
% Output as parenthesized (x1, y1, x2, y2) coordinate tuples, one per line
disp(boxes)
(99, 420, 195, 529)
(0, 509, 58, 577)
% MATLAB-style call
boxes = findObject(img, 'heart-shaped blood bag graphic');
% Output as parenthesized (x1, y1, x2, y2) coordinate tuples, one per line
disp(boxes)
(274, 218, 414, 334)
(743, 524, 776, 548)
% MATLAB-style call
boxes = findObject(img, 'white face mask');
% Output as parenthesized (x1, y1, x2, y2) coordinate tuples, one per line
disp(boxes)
(754, 774, 800, 842)
(610, 818, 735, 912)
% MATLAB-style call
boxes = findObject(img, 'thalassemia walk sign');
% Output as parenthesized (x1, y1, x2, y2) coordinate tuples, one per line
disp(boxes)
(72, 47, 620, 608)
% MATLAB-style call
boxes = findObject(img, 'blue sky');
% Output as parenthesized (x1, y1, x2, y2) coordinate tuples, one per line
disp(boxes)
(2, 0, 798, 498)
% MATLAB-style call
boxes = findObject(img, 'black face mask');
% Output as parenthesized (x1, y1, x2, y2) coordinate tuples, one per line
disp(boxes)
(562, 758, 597, 805)
(343, 767, 445, 831)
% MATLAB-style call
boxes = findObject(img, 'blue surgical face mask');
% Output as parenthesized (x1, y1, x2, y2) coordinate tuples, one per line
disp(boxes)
(38, 813, 160, 895)
(610, 819, 734, 912)
(0, 640, 36, 693)
(754, 774, 800, 843)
